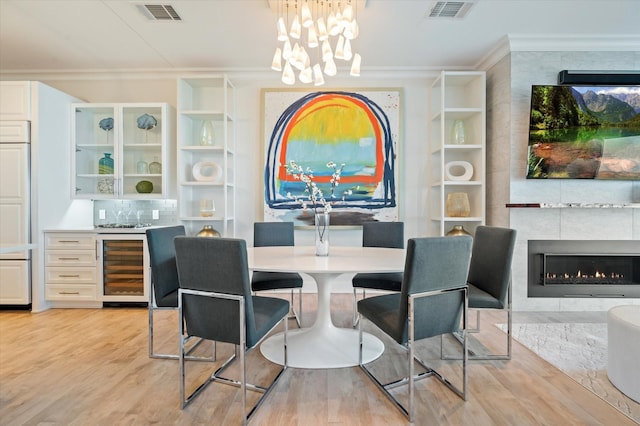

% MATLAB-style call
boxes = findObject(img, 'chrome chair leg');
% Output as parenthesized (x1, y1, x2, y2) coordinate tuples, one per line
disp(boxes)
(352, 289, 365, 328)
(150, 304, 215, 361)
(288, 288, 302, 328)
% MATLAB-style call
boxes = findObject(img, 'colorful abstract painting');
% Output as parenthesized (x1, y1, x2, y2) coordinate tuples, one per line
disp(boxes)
(262, 89, 401, 226)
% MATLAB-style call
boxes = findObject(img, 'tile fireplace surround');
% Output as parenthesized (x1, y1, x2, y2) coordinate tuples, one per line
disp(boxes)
(509, 203, 640, 311)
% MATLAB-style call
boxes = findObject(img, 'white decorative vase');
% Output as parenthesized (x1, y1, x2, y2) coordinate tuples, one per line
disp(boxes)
(315, 212, 330, 256)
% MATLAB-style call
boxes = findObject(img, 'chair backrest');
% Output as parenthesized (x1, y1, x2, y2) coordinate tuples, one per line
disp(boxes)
(174, 236, 259, 346)
(146, 225, 185, 306)
(362, 221, 404, 249)
(253, 221, 295, 247)
(467, 226, 517, 308)
(397, 236, 473, 342)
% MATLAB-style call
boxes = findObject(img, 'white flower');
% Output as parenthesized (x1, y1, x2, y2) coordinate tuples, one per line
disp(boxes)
(286, 160, 345, 214)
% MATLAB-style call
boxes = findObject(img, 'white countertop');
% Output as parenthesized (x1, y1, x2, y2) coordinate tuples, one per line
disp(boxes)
(43, 225, 170, 234)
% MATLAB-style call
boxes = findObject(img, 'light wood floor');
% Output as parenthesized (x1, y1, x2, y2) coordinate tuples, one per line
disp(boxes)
(0, 294, 634, 426)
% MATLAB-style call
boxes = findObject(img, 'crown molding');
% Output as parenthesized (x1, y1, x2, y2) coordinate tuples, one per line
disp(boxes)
(475, 36, 511, 71)
(2, 35, 636, 81)
(474, 34, 640, 72)
(0, 67, 461, 82)
(508, 34, 640, 52)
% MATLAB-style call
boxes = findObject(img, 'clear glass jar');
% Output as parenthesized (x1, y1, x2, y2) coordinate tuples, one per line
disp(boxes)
(148, 157, 161, 174)
(136, 160, 149, 174)
(199, 199, 215, 217)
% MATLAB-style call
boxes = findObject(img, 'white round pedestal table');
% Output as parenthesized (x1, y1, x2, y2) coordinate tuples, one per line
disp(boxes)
(247, 246, 405, 369)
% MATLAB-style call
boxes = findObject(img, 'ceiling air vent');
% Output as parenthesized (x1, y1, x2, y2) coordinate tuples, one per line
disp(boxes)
(428, 1, 474, 19)
(142, 4, 181, 21)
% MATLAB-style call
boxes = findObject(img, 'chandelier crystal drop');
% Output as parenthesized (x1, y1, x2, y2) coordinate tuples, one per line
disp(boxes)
(271, 0, 361, 85)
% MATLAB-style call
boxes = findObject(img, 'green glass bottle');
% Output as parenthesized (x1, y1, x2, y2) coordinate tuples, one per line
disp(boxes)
(99, 153, 114, 174)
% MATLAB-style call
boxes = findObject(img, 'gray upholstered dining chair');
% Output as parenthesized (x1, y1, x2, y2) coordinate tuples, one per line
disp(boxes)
(146, 225, 214, 361)
(441, 226, 516, 360)
(465, 225, 517, 360)
(357, 236, 473, 423)
(351, 221, 404, 326)
(174, 236, 289, 425)
(251, 222, 303, 327)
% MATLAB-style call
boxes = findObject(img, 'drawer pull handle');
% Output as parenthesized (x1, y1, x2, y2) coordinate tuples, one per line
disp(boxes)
(59, 240, 80, 243)
(59, 257, 80, 261)
(59, 291, 80, 295)
(59, 274, 80, 278)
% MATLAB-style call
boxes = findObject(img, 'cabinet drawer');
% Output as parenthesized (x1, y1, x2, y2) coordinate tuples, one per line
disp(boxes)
(46, 250, 96, 267)
(45, 267, 96, 284)
(46, 234, 95, 250)
(46, 285, 96, 301)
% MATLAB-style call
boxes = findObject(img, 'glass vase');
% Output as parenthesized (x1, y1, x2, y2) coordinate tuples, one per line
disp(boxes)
(450, 119, 466, 144)
(136, 160, 148, 174)
(98, 153, 114, 174)
(315, 212, 330, 256)
(446, 192, 471, 217)
(199, 120, 215, 146)
(148, 156, 162, 174)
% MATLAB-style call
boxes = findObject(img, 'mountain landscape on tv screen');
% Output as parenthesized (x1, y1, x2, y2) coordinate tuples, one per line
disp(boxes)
(527, 85, 640, 180)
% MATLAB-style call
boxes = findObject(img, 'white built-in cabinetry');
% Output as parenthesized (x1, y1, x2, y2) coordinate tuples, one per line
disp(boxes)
(0, 81, 80, 310)
(71, 103, 174, 199)
(429, 71, 486, 236)
(44, 232, 97, 302)
(177, 75, 236, 236)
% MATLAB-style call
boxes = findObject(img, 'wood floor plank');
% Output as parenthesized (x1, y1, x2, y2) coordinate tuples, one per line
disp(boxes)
(0, 296, 635, 425)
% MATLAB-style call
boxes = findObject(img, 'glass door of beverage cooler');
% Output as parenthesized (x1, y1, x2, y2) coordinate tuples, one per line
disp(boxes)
(97, 234, 149, 303)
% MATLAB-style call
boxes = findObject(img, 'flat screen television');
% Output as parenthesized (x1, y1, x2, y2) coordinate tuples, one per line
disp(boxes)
(527, 84, 640, 179)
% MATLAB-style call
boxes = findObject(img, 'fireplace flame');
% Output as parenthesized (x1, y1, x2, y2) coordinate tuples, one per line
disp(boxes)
(546, 271, 625, 281)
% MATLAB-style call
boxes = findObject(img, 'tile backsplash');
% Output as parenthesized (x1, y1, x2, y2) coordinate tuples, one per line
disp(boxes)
(93, 199, 177, 227)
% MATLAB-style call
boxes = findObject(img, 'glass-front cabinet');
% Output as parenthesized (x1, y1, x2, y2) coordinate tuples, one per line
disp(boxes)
(72, 103, 172, 199)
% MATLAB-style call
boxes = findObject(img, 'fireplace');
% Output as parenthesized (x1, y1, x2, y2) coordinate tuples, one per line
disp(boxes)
(528, 240, 640, 298)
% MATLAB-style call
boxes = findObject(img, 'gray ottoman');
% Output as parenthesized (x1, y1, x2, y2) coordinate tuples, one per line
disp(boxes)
(607, 305, 640, 403)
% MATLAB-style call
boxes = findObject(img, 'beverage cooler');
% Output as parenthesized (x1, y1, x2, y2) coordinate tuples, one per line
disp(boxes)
(97, 233, 149, 304)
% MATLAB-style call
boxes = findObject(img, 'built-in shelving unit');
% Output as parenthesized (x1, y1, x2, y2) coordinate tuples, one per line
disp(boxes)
(429, 71, 486, 236)
(177, 75, 236, 236)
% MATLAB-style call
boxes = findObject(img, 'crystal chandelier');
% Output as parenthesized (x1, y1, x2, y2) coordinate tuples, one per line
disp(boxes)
(270, 0, 362, 86)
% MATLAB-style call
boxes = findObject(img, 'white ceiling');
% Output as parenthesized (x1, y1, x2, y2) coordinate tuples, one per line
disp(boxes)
(0, 0, 638, 76)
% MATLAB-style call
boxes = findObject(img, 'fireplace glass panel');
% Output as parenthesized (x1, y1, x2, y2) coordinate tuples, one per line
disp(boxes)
(528, 240, 640, 298)
(542, 254, 639, 286)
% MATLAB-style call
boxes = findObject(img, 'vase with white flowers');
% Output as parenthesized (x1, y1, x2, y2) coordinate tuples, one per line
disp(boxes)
(286, 160, 345, 256)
